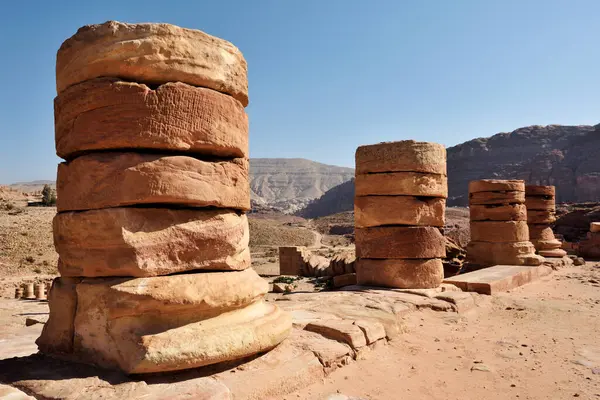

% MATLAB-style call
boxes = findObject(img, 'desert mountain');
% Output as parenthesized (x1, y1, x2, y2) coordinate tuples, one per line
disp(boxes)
(298, 124, 600, 216)
(250, 158, 354, 213)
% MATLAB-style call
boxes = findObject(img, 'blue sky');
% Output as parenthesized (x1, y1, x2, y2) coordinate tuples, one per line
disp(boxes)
(1, 0, 599, 183)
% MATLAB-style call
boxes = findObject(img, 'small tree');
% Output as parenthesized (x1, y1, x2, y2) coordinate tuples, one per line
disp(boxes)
(41, 184, 57, 206)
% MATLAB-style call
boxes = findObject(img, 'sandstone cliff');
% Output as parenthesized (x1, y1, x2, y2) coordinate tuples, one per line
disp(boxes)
(250, 158, 354, 213)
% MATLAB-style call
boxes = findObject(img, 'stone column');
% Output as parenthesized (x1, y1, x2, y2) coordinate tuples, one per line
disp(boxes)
(36, 21, 291, 374)
(354, 141, 447, 288)
(467, 180, 543, 266)
(525, 185, 566, 258)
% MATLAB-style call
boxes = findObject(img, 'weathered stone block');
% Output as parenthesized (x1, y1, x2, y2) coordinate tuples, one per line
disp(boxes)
(527, 210, 557, 224)
(470, 221, 530, 243)
(57, 153, 250, 211)
(57, 21, 249, 106)
(525, 197, 555, 211)
(332, 273, 357, 288)
(466, 241, 539, 266)
(63, 270, 291, 373)
(305, 320, 367, 349)
(55, 78, 248, 159)
(469, 191, 525, 205)
(354, 196, 445, 228)
(36, 278, 82, 355)
(469, 203, 527, 221)
(538, 248, 567, 257)
(54, 208, 250, 277)
(355, 141, 446, 175)
(355, 172, 447, 197)
(525, 185, 555, 196)
(469, 179, 525, 193)
(355, 226, 445, 259)
(356, 258, 444, 289)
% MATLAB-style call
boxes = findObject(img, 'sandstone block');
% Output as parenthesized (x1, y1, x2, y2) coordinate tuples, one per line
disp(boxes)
(355, 226, 445, 259)
(353, 320, 387, 344)
(77, 298, 290, 374)
(469, 191, 525, 205)
(469, 179, 525, 193)
(57, 21, 249, 106)
(466, 241, 537, 266)
(539, 248, 567, 257)
(36, 278, 82, 354)
(354, 196, 445, 228)
(54, 208, 250, 277)
(529, 225, 557, 241)
(590, 222, 600, 233)
(469, 203, 527, 221)
(69, 270, 291, 373)
(525, 197, 555, 211)
(356, 258, 444, 289)
(57, 153, 250, 211)
(531, 238, 563, 250)
(355, 141, 446, 175)
(354, 172, 447, 197)
(525, 185, 555, 196)
(332, 273, 357, 288)
(305, 320, 367, 349)
(470, 221, 530, 243)
(528, 210, 556, 224)
(55, 78, 248, 160)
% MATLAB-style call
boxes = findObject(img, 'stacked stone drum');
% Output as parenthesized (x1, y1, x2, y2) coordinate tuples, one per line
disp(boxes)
(36, 21, 291, 374)
(525, 185, 566, 258)
(467, 180, 543, 266)
(354, 141, 447, 288)
(579, 222, 600, 259)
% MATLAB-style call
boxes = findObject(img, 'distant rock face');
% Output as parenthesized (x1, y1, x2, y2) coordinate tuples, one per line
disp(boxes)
(297, 124, 600, 216)
(297, 179, 355, 218)
(250, 159, 354, 214)
(447, 124, 600, 205)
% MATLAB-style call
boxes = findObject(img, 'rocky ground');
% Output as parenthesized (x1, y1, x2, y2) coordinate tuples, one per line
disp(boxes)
(0, 263, 599, 399)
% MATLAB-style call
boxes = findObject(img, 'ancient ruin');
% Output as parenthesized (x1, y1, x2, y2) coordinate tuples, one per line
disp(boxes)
(579, 222, 600, 259)
(36, 21, 291, 374)
(354, 141, 447, 288)
(467, 180, 544, 266)
(525, 185, 567, 258)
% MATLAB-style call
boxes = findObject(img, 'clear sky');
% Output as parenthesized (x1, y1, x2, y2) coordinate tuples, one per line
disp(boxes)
(1, 0, 599, 183)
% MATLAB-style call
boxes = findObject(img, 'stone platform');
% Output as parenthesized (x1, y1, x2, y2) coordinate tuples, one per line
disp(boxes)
(443, 265, 552, 295)
(0, 285, 476, 400)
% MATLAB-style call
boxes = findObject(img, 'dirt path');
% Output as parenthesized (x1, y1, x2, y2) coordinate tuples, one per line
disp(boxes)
(285, 263, 600, 400)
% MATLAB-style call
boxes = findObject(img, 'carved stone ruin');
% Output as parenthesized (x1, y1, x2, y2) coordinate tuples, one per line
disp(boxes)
(354, 140, 447, 288)
(36, 21, 291, 374)
(579, 222, 600, 259)
(467, 180, 544, 267)
(525, 185, 567, 258)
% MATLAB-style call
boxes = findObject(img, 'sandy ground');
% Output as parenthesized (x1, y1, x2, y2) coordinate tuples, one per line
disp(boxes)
(1, 264, 599, 399)
(286, 263, 600, 400)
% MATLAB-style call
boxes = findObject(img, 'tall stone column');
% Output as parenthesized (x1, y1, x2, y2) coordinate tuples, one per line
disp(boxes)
(36, 21, 291, 374)
(525, 185, 567, 258)
(354, 141, 447, 288)
(467, 180, 543, 266)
